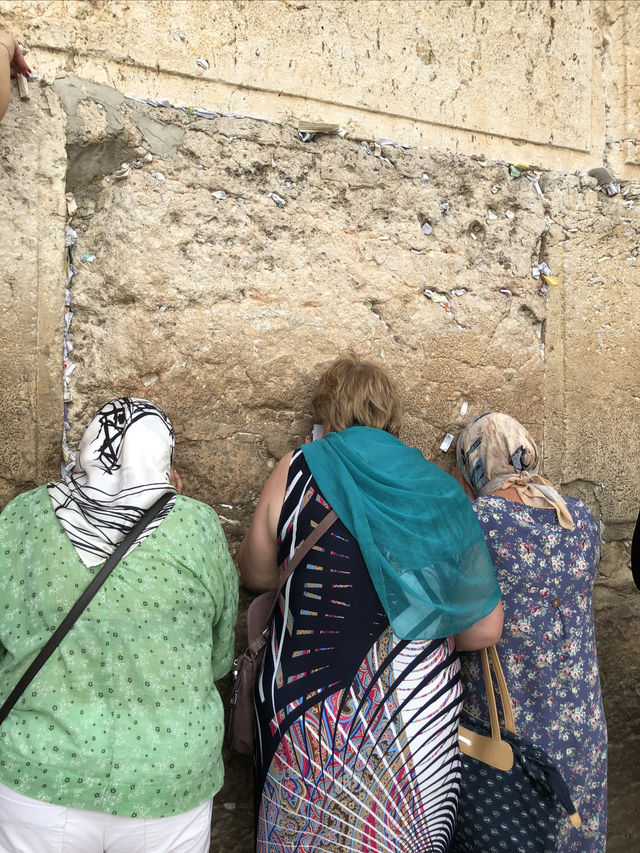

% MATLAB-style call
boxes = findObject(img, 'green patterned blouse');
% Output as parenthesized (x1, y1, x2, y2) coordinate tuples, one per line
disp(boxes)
(0, 486, 238, 818)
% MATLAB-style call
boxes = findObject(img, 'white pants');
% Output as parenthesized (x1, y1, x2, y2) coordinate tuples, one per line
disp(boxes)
(0, 780, 213, 853)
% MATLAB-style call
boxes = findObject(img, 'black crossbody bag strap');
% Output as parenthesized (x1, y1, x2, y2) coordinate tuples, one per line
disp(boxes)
(0, 491, 173, 727)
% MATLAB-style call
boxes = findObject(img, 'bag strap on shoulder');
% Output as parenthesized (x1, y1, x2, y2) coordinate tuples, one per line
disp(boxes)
(0, 491, 173, 727)
(265, 509, 338, 629)
(278, 510, 338, 591)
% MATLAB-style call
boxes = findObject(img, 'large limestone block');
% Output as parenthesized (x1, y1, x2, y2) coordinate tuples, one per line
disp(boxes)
(542, 172, 640, 538)
(602, 0, 640, 173)
(57, 80, 547, 538)
(0, 82, 66, 507)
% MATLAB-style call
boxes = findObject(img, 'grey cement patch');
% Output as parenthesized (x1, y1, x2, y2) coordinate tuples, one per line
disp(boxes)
(133, 111, 185, 156)
(54, 75, 125, 141)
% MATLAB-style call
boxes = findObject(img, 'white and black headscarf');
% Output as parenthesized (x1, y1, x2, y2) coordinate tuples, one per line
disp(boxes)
(48, 397, 177, 567)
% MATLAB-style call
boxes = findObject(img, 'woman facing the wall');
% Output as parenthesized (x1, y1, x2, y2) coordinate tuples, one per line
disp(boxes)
(0, 397, 238, 853)
(239, 353, 503, 853)
(456, 412, 607, 852)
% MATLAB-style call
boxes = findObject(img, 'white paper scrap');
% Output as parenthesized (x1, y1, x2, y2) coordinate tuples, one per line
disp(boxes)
(17, 75, 30, 99)
(440, 433, 454, 453)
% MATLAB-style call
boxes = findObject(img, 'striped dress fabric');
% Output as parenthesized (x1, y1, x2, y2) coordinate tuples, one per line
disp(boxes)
(255, 450, 463, 852)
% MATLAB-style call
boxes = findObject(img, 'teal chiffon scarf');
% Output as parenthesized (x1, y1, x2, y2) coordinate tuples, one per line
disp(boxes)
(301, 426, 500, 641)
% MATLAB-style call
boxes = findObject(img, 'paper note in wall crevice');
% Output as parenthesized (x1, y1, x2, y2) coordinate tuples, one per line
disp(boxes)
(440, 433, 454, 453)
(16, 75, 29, 99)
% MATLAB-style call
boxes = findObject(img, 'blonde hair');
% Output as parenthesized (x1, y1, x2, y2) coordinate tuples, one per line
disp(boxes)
(312, 353, 402, 437)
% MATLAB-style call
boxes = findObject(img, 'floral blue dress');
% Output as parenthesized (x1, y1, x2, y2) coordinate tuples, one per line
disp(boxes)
(461, 496, 607, 852)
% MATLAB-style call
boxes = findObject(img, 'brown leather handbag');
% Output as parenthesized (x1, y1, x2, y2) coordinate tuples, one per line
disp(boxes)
(227, 510, 337, 755)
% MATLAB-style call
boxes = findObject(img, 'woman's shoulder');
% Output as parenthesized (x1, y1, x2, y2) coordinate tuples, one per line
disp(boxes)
(471, 495, 512, 517)
(562, 495, 593, 514)
(0, 484, 51, 519)
(170, 495, 232, 555)
(561, 495, 599, 533)
(174, 493, 221, 522)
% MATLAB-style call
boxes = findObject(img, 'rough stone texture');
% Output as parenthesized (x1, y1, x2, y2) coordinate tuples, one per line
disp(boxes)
(542, 171, 640, 540)
(601, 0, 640, 170)
(0, 83, 66, 508)
(0, 0, 638, 848)
(57, 80, 547, 514)
(0, 0, 638, 176)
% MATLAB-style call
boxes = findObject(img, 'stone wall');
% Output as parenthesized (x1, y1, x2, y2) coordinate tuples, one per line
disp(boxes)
(0, 84, 65, 504)
(0, 1, 639, 850)
(0, 0, 639, 177)
(58, 78, 549, 497)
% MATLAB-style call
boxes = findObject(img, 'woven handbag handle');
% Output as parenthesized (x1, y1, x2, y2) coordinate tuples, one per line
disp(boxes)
(487, 645, 516, 732)
(476, 647, 581, 828)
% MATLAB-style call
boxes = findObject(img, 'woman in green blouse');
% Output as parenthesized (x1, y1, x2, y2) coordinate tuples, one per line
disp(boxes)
(0, 398, 238, 853)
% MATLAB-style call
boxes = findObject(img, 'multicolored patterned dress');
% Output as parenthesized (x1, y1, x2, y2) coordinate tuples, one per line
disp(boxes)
(255, 450, 464, 852)
(461, 496, 607, 852)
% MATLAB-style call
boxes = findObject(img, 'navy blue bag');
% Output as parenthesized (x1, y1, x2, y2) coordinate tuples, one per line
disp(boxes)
(453, 647, 581, 853)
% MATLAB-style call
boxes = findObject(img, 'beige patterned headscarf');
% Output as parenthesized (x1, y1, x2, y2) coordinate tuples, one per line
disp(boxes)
(456, 412, 573, 530)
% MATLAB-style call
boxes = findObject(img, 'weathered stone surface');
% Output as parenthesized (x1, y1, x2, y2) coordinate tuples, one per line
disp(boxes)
(601, 0, 640, 170)
(0, 82, 66, 508)
(1, 0, 638, 176)
(58, 81, 547, 523)
(542, 171, 640, 539)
